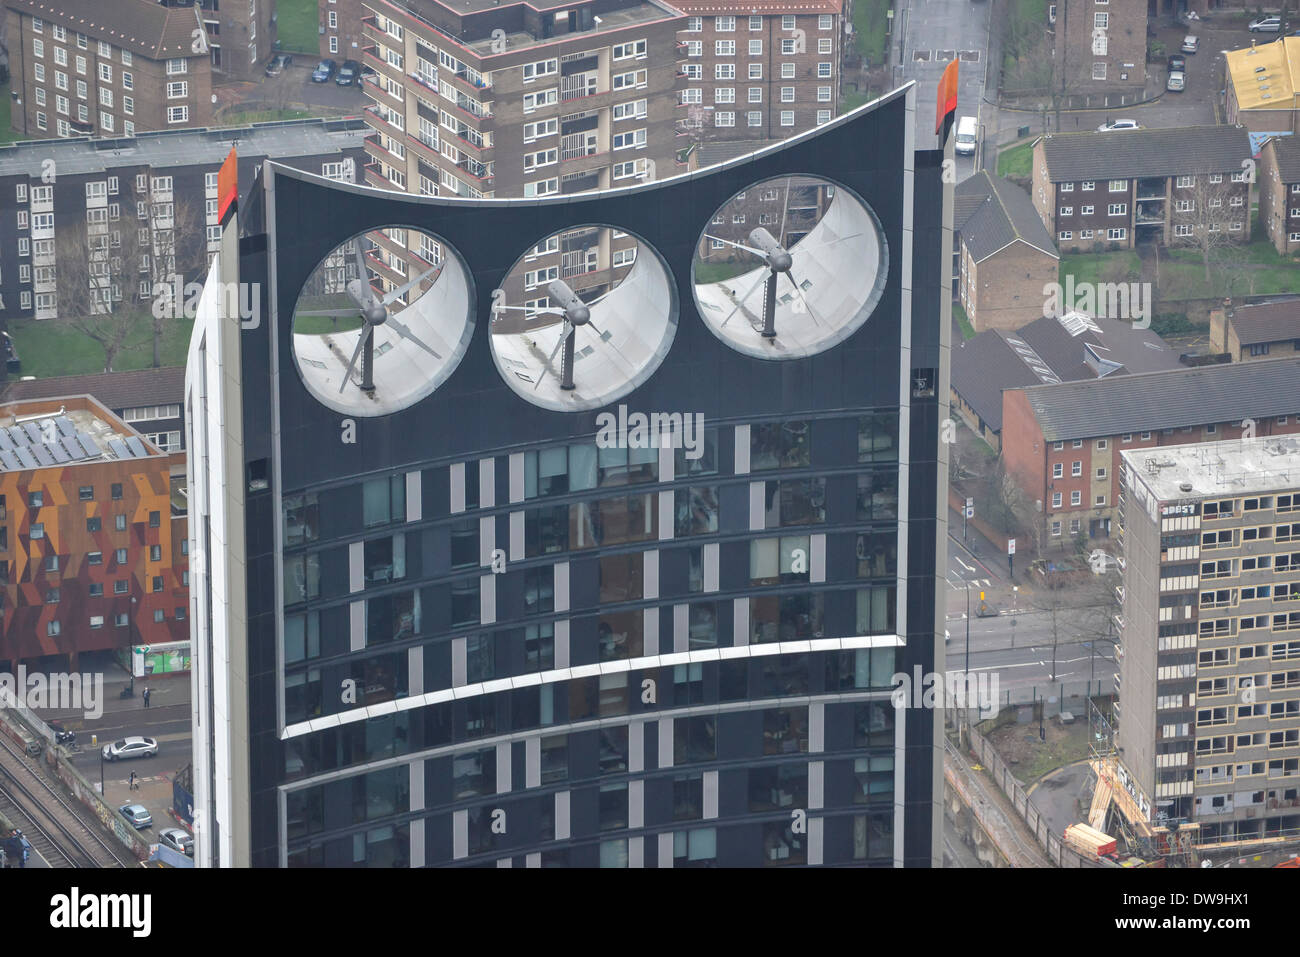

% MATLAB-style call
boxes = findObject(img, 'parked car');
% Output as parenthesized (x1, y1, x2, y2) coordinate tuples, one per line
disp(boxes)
(101, 736, 159, 761)
(1097, 118, 1141, 132)
(335, 59, 361, 86)
(119, 804, 152, 830)
(158, 828, 194, 857)
(1167, 54, 1187, 73)
(1250, 16, 1282, 33)
(311, 59, 337, 83)
(1167, 71, 1186, 92)
(1181, 35, 1200, 53)
(264, 53, 292, 77)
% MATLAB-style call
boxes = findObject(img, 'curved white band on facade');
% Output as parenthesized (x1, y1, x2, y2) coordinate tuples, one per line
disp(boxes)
(281, 633, 906, 740)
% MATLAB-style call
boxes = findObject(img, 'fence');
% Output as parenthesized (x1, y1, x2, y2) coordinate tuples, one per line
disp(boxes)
(965, 722, 1102, 868)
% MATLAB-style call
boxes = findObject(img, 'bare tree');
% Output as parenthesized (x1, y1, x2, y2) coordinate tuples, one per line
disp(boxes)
(1031, 563, 1120, 682)
(1176, 170, 1246, 285)
(53, 186, 206, 371)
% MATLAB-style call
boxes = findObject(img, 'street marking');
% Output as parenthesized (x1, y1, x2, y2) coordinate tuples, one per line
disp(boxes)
(954, 556, 975, 574)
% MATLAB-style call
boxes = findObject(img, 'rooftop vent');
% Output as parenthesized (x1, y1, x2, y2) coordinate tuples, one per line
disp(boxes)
(1179, 481, 1194, 492)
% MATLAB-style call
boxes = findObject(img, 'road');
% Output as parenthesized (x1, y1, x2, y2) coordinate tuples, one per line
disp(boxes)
(893, 0, 992, 164)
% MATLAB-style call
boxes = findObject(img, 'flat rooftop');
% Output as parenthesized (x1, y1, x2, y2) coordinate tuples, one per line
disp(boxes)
(1121, 435, 1300, 501)
(0, 398, 161, 473)
(0, 118, 367, 179)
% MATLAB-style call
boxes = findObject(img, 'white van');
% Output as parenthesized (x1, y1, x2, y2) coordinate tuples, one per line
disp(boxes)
(955, 116, 978, 156)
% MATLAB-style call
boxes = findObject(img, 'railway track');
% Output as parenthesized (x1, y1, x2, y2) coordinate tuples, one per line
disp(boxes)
(0, 735, 131, 869)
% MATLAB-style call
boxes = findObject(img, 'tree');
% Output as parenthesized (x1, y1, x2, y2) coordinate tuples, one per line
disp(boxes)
(53, 187, 204, 371)
(1031, 561, 1121, 682)
(1175, 169, 1247, 285)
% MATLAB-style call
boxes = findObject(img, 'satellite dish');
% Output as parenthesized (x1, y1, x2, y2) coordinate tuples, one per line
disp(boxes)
(290, 228, 475, 415)
(489, 226, 677, 412)
(692, 175, 889, 359)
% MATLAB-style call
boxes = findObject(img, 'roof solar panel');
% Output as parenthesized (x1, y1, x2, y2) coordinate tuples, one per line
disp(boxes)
(125, 437, 149, 458)
(47, 442, 70, 464)
(55, 417, 77, 438)
(77, 433, 100, 458)
(0, 450, 19, 471)
(61, 437, 85, 461)
(8, 426, 29, 447)
(0, 432, 12, 452)
(32, 444, 54, 467)
(108, 438, 132, 460)
(22, 422, 43, 444)
(14, 447, 38, 469)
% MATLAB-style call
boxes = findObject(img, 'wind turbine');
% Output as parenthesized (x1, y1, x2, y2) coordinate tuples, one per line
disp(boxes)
(494, 278, 631, 391)
(701, 226, 822, 340)
(295, 239, 445, 394)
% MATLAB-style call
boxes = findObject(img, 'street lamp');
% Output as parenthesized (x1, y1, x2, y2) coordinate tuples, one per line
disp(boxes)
(964, 583, 972, 731)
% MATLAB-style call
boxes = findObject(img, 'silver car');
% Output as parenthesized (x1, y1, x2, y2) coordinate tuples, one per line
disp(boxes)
(158, 827, 193, 856)
(1167, 71, 1186, 92)
(102, 736, 159, 761)
(119, 804, 152, 829)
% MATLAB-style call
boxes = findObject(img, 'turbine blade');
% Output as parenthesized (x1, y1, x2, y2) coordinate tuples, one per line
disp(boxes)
(783, 272, 822, 327)
(382, 262, 444, 306)
(720, 270, 771, 329)
(352, 239, 370, 287)
(703, 233, 766, 257)
(338, 325, 371, 393)
(534, 321, 571, 390)
(385, 315, 442, 360)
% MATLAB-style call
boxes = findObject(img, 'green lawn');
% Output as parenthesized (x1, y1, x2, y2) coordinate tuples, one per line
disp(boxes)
(840, 88, 874, 115)
(221, 108, 316, 126)
(693, 261, 757, 284)
(276, 0, 321, 55)
(996, 141, 1033, 180)
(851, 0, 892, 69)
(1059, 250, 1142, 288)
(295, 315, 364, 335)
(952, 301, 976, 340)
(8, 316, 194, 378)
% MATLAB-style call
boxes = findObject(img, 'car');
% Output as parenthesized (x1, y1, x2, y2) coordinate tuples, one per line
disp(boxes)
(101, 735, 159, 761)
(1250, 16, 1282, 32)
(311, 59, 337, 83)
(1167, 54, 1187, 73)
(1181, 35, 1200, 53)
(158, 827, 193, 857)
(1097, 118, 1141, 132)
(1166, 70, 1186, 92)
(119, 804, 152, 830)
(335, 59, 361, 86)
(264, 53, 292, 78)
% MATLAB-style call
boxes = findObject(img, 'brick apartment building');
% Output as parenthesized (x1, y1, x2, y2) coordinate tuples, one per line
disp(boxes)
(1257, 134, 1300, 255)
(1001, 358, 1300, 546)
(672, 3, 842, 148)
(1051, 0, 1146, 98)
(0, 117, 366, 321)
(189, 0, 276, 80)
(320, 0, 365, 60)
(4, 0, 214, 139)
(1032, 126, 1254, 253)
(1209, 299, 1300, 363)
(0, 394, 188, 671)
(953, 170, 1059, 333)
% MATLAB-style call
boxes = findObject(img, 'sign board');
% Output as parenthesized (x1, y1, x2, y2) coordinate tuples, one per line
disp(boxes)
(964, 506, 974, 518)
(965, 497, 973, 507)
(1007, 539, 1016, 555)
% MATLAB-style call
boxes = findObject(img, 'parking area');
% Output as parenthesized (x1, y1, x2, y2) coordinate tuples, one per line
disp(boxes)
(216, 58, 370, 116)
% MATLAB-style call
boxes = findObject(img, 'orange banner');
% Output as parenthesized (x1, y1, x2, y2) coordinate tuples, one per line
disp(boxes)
(935, 58, 959, 136)
(217, 147, 238, 226)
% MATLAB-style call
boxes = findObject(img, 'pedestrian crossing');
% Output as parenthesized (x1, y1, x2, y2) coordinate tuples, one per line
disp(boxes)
(946, 577, 991, 591)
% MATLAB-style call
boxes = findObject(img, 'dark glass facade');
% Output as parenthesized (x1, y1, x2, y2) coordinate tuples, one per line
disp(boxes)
(224, 86, 947, 867)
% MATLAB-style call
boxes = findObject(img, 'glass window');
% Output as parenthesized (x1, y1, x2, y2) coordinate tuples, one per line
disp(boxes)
(675, 486, 719, 536)
(367, 590, 420, 642)
(364, 533, 406, 586)
(599, 783, 628, 830)
(673, 827, 717, 867)
(858, 411, 899, 462)
(688, 601, 718, 648)
(597, 609, 643, 660)
(283, 554, 320, 604)
(597, 553, 642, 603)
(673, 773, 704, 820)
(751, 592, 824, 643)
(675, 426, 718, 476)
(285, 612, 321, 664)
(856, 472, 899, 521)
(540, 734, 567, 783)
(524, 446, 569, 498)
(856, 585, 896, 634)
(449, 518, 477, 569)
(115, 514, 127, 531)
(674, 715, 716, 763)
(856, 530, 897, 577)
(284, 493, 319, 545)
(363, 475, 405, 527)
(749, 762, 808, 811)
(752, 421, 810, 470)
(750, 535, 811, 585)
(764, 478, 826, 527)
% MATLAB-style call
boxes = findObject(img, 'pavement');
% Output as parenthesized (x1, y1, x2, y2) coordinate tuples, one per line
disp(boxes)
(1027, 759, 1096, 842)
(215, 58, 368, 118)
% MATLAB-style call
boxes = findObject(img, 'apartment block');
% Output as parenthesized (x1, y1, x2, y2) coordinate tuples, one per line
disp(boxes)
(1001, 358, 1300, 546)
(4, 0, 214, 139)
(320, 0, 366, 60)
(0, 394, 188, 670)
(1031, 126, 1254, 253)
(1117, 436, 1300, 842)
(1050, 0, 1146, 97)
(188, 0, 275, 79)
(671, 5, 841, 148)
(0, 117, 366, 321)
(1257, 134, 1300, 255)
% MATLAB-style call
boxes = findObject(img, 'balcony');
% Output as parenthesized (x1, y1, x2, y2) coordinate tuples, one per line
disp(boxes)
(363, 162, 401, 191)
(362, 47, 406, 85)
(406, 130, 441, 163)
(407, 70, 439, 99)
(455, 157, 493, 184)
(361, 73, 401, 106)
(446, 65, 492, 92)
(364, 132, 405, 166)
(364, 105, 404, 139)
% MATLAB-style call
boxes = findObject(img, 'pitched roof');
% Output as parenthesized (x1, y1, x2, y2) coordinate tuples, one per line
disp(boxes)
(695, 139, 780, 169)
(670, 0, 842, 12)
(9, 0, 205, 61)
(954, 170, 1058, 262)
(1269, 135, 1300, 184)
(0, 367, 186, 413)
(1223, 299, 1300, 345)
(952, 314, 1182, 431)
(1015, 358, 1300, 442)
(1040, 125, 1254, 182)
